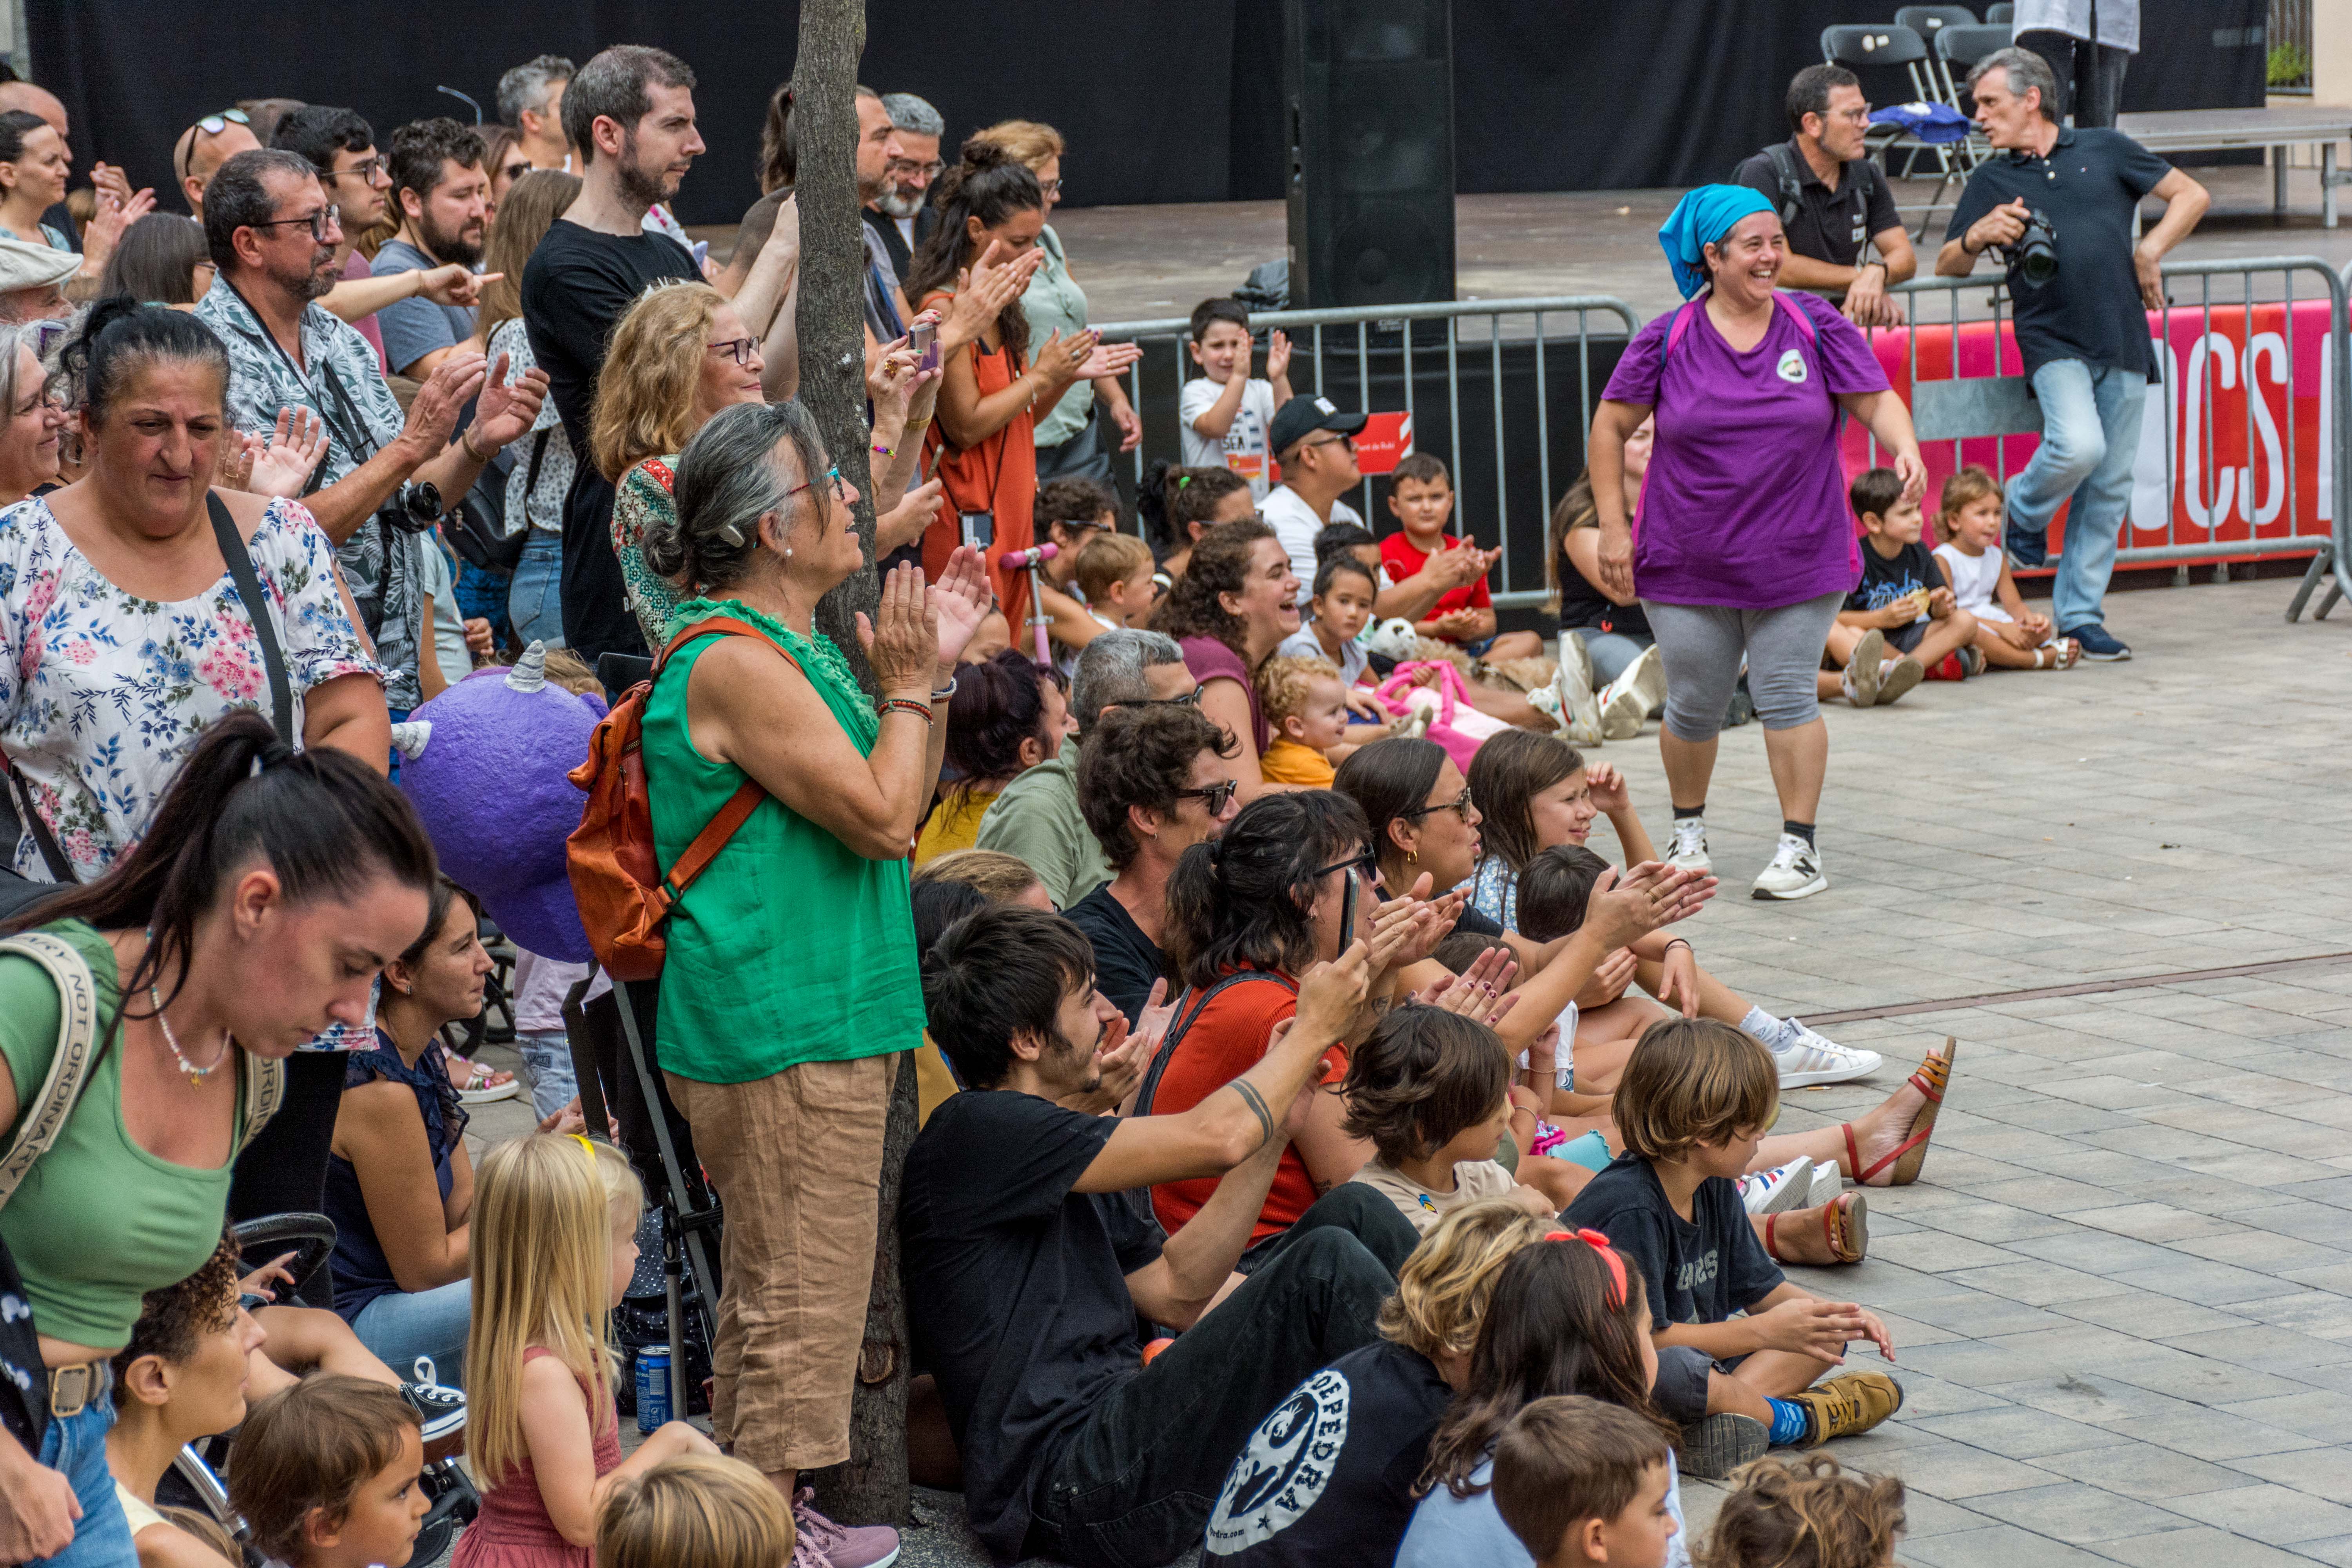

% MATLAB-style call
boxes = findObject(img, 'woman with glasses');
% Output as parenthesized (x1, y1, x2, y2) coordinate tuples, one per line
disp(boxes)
(1333, 736, 1502, 940)
(479, 169, 581, 648)
(0, 321, 67, 506)
(966, 120, 1142, 485)
(1148, 518, 1300, 804)
(913, 647, 1074, 866)
(635, 400, 989, 1528)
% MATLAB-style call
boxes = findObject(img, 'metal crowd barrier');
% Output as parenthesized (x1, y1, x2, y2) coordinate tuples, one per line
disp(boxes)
(1093, 297, 1641, 609)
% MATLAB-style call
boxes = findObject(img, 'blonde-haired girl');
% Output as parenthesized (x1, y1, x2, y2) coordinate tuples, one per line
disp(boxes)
(596, 1452, 797, 1568)
(1201, 1200, 1549, 1566)
(454, 1135, 718, 1568)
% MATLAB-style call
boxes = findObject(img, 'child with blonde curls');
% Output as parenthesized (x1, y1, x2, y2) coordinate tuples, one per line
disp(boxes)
(1202, 1200, 1551, 1566)
(454, 1136, 718, 1568)
(1699, 1454, 1906, 1568)
(1931, 466, 2080, 670)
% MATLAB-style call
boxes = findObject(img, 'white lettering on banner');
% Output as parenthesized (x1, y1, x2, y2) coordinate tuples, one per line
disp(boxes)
(2181, 331, 2237, 532)
(2246, 334, 2287, 528)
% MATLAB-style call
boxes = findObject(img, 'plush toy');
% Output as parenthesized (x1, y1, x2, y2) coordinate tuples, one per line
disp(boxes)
(397, 642, 599, 962)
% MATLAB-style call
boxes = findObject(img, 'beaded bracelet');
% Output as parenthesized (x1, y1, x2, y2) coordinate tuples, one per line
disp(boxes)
(882, 698, 935, 723)
(872, 442, 895, 457)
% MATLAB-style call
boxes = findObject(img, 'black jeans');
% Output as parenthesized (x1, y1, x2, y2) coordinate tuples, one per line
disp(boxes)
(1024, 1184, 1414, 1568)
(228, 1050, 349, 1308)
(2016, 29, 2130, 129)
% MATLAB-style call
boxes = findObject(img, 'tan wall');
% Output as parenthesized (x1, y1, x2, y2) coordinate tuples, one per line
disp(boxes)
(2317, 0, 2352, 106)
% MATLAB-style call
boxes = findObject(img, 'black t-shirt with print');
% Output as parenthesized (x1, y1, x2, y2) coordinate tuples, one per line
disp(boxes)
(1845, 538, 1940, 616)
(901, 1089, 1165, 1562)
(1564, 1153, 1784, 1330)
(1202, 1339, 1453, 1567)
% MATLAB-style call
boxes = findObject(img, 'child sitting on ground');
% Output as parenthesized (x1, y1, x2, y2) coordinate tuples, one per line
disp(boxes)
(1931, 466, 2080, 671)
(455, 1135, 719, 1568)
(1821, 468, 1978, 707)
(1074, 532, 1158, 631)
(1180, 298, 1294, 497)
(1379, 453, 1542, 661)
(230, 1376, 431, 1568)
(1342, 1002, 1590, 1221)
(597, 1453, 797, 1568)
(1699, 1455, 1906, 1568)
(1493, 1397, 1682, 1568)
(1256, 654, 1355, 785)
(1564, 1019, 1916, 1479)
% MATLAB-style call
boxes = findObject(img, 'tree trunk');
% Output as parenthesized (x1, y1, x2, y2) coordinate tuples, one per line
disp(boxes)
(791, 0, 913, 1531)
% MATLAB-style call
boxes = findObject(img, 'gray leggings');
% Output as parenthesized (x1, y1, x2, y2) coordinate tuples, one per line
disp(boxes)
(1643, 591, 1845, 742)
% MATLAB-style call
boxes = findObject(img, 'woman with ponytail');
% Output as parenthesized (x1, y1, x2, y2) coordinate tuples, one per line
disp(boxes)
(902, 138, 1138, 629)
(0, 710, 438, 1567)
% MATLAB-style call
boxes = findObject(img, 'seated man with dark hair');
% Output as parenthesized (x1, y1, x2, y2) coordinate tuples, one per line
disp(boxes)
(1735, 64, 1915, 328)
(903, 906, 1404, 1568)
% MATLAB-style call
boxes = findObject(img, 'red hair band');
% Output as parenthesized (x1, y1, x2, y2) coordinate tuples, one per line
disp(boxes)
(1545, 1227, 1628, 1310)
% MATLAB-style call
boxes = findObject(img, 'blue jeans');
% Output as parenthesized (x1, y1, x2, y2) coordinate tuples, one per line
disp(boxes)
(29, 1387, 134, 1568)
(2008, 360, 2147, 635)
(1578, 629, 1654, 689)
(350, 1279, 471, 1388)
(508, 531, 566, 650)
(516, 1028, 580, 1121)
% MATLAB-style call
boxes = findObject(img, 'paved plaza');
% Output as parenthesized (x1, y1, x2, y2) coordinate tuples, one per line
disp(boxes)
(490, 573, 2352, 1565)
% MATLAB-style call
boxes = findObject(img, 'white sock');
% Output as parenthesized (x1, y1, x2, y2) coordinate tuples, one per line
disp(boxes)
(1742, 1006, 1798, 1053)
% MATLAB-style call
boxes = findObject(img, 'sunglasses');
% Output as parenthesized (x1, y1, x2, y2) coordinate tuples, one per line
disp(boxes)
(1133, 683, 1204, 708)
(249, 204, 341, 243)
(708, 337, 760, 367)
(1174, 779, 1238, 815)
(193, 109, 251, 138)
(1298, 432, 1356, 454)
(1400, 786, 1474, 823)
(1314, 846, 1380, 883)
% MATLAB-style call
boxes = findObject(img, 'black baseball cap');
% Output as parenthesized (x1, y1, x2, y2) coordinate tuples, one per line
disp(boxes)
(1268, 395, 1368, 461)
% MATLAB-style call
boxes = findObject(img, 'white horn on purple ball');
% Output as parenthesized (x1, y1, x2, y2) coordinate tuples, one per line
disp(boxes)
(506, 640, 548, 694)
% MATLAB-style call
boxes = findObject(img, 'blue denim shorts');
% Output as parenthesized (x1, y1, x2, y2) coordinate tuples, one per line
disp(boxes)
(30, 1373, 134, 1568)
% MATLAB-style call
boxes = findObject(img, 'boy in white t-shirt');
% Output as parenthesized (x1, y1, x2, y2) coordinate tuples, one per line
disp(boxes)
(1178, 297, 1294, 498)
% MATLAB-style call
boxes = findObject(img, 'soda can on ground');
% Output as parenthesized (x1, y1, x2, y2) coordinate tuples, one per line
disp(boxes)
(635, 1345, 672, 1433)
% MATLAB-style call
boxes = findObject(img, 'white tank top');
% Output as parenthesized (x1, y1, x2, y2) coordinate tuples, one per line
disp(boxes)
(1934, 542, 2003, 617)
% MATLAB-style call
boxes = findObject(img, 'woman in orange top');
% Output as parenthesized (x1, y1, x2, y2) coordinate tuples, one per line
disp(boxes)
(903, 138, 1137, 633)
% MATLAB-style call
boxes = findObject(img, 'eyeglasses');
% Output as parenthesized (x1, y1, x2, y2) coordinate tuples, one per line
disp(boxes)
(886, 157, 946, 181)
(1400, 786, 1475, 823)
(1039, 177, 1063, 198)
(249, 205, 341, 243)
(708, 337, 760, 367)
(1174, 779, 1239, 815)
(786, 464, 849, 504)
(1133, 683, 1204, 708)
(499, 159, 533, 183)
(330, 156, 389, 183)
(1314, 846, 1380, 883)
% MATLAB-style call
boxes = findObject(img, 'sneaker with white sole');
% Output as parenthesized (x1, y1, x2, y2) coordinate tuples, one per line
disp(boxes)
(1773, 1029, 1883, 1087)
(1809, 1160, 1844, 1208)
(1842, 629, 1884, 707)
(1599, 681, 1646, 740)
(792, 1489, 900, 1568)
(1740, 1160, 1814, 1216)
(1550, 643, 1604, 745)
(403, 1358, 466, 1443)
(1606, 642, 1668, 721)
(1751, 834, 1828, 901)
(1666, 817, 1711, 873)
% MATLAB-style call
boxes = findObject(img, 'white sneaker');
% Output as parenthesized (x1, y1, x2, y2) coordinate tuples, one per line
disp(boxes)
(1809, 1161, 1844, 1208)
(1843, 629, 1884, 707)
(1564, 628, 1594, 691)
(1605, 642, 1668, 720)
(1773, 1024, 1882, 1086)
(1751, 834, 1828, 901)
(1550, 643, 1604, 746)
(1666, 817, 1710, 873)
(1740, 1160, 1814, 1216)
(1600, 681, 1646, 740)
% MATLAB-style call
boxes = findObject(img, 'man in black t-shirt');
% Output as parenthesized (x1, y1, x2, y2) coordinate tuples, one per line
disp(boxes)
(520, 44, 704, 663)
(1734, 65, 1913, 328)
(905, 907, 1411, 1568)
(1937, 46, 2207, 662)
(1068, 704, 1241, 1024)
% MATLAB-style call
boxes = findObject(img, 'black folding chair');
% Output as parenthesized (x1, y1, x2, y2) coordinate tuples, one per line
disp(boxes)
(1986, 2, 2013, 21)
(1896, 6, 1985, 102)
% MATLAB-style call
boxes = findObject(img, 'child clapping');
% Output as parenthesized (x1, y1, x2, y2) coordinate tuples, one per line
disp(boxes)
(1933, 466, 2080, 671)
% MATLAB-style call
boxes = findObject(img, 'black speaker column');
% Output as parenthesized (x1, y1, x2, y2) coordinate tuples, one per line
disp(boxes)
(1284, 0, 1457, 310)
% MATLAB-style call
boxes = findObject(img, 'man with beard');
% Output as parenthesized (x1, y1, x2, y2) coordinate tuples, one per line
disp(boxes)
(196, 149, 548, 714)
(373, 118, 490, 379)
(864, 91, 943, 283)
(521, 44, 704, 662)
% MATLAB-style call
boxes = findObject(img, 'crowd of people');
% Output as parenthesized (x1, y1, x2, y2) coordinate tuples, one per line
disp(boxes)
(0, 29, 2209, 1568)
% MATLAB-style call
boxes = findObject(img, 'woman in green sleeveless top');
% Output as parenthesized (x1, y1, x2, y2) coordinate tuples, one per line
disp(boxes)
(635, 401, 989, 1523)
(0, 712, 438, 1566)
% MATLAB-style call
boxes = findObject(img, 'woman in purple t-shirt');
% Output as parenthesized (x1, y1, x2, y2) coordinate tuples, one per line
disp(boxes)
(1149, 517, 1299, 804)
(1588, 185, 1924, 903)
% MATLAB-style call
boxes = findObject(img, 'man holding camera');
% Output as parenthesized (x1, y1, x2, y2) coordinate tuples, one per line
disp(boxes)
(1936, 47, 2205, 661)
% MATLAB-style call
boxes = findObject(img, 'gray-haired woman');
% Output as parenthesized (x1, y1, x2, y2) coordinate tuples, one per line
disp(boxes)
(632, 400, 989, 1543)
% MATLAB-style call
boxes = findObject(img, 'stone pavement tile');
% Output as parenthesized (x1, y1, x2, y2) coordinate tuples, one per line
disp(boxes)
(2034, 1442, 2260, 1502)
(1976, 1372, 2203, 1427)
(2063, 1201, 2246, 1243)
(1909, 1404, 2136, 1460)
(1887, 1490, 1999, 1539)
(2225, 1447, 2352, 1498)
(1902, 1522, 2144, 1567)
(2095, 1408, 2324, 1462)
(2166, 1485, 2352, 1547)
(1968, 1481, 2212, 1544)
(1938, 1260, 2139, 1308)
(1888, 1290, 2080, 1340)
(1966, 1174, 2142, 1216)
(2154, 1325, 2352, 1376)
(2051, 1289, 2258, 1339)
(2172, 1232, 2352, 1273)
(2000, 1229, 2186, 1273)
(2089, 1350, 2317, 1406)
(2083, 1526, 2323, 1568)
(1893, 1440, 2065, 1501)
(2109, 1258, 2309, 1305)
(1865, 1232, 2018, 1273)
(2288, 1537, 2352, 1567)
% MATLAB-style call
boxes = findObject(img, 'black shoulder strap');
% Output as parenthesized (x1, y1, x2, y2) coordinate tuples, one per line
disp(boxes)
(5, 763, 73, 883)
(207, 492, 295, 744)
(1764, 143, 1805, 223)
(1130, 969, 1298, 1121)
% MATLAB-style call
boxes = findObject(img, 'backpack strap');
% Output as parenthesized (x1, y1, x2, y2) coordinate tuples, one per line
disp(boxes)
(649, 616, 797, 911)
(0, 932, 101, 1212)
(1762, 142, 1806, 224)
(237, 1047, 283, 1160)
(1773, 290, 1820, 345)
(1131, 969, 1298, 1120)
(1664, 298, 1705, 360)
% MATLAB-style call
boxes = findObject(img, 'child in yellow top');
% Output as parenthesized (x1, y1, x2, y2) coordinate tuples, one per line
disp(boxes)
(1256, 653, 1350, 785)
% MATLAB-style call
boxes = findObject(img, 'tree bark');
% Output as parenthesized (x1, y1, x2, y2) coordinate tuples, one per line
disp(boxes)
(791, 0, 913, 1531)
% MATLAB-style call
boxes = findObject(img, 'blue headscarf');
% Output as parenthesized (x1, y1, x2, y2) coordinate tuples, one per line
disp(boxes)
(1657, 184, 1777, 300)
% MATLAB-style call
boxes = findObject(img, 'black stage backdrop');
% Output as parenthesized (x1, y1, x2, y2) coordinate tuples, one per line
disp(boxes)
(38, 0, 2262, 229)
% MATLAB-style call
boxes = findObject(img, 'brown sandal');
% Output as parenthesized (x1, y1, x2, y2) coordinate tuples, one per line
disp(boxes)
(1763, 1191, 1869, 1265)
(1837, 1038, 1956, 1187)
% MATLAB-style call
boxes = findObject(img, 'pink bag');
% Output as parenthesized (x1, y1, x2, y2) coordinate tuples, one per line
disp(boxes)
(1373, 661, 1511, 771)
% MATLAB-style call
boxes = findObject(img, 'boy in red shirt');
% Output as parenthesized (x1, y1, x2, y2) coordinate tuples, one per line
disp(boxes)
(1378, 454, 1544, 661)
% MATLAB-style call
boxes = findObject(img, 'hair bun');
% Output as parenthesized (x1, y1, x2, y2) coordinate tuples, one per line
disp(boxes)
(958, 136, 1014, 172)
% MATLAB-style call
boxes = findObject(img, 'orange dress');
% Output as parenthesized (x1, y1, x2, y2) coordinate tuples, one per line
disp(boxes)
(918, 290, 1037, 631)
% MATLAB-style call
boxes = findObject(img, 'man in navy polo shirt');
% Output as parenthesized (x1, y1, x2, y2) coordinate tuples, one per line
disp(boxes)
(1935, 47, 2206, 662)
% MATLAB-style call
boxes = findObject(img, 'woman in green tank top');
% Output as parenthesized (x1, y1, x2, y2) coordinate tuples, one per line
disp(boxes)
(634, 401, 988, 1512)
(0, 712, 438, 1566)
